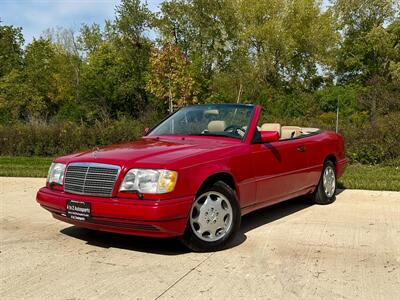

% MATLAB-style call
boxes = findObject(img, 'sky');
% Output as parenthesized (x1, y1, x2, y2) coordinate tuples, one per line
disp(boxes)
(0, 0, 162, 44)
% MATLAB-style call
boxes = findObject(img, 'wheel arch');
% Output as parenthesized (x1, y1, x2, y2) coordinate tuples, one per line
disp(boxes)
(197, 172, 238, 198)
(324, 154, 342, 176)
(324, 154, 337, 165)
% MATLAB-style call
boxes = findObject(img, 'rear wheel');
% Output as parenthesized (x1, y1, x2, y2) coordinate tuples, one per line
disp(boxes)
(312, 160, 337, 205)
(180, 181, 240, 252)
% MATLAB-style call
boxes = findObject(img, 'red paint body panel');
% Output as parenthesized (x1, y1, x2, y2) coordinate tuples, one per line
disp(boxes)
(36, 104, 347, 238)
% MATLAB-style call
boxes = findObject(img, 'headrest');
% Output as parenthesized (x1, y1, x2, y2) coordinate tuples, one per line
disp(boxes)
(208, 120, 226, 132)
(204, 109, 219, 116)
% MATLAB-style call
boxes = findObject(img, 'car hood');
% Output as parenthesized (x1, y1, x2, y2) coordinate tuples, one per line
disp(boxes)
(56, 136, 240, 169)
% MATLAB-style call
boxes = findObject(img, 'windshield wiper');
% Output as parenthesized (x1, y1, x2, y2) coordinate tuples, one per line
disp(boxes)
(189, 133, 240, 139)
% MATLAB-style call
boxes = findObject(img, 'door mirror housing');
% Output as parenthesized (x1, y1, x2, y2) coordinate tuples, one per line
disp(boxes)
(260, 131, 279, 143)
(144, 127, 150, 135)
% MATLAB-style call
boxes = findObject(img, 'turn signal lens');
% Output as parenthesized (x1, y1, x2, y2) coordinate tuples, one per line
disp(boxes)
(158, 170, 178, 193)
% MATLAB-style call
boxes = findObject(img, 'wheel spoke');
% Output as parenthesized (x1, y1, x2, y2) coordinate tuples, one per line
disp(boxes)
(221, 211, 229, 221)
(215, 196, 223, 208)
(216, 216, 226, 230)
(196, 219, 205, 232)
(217, 228, 226, 236)
(192, 219, 203, 234)
(194, 202, 203, 212)
(192, 214, 199, 222)
(208, 229, 215, 239)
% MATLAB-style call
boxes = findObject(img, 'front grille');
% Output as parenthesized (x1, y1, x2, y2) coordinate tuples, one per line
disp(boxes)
(64, 162, 120, 197)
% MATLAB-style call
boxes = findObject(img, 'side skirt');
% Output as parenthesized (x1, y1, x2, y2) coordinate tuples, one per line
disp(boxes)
(240, 186, 315, 216)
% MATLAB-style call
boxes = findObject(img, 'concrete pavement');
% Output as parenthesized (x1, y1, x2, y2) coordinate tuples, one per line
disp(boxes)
(1, 177, 399, 299)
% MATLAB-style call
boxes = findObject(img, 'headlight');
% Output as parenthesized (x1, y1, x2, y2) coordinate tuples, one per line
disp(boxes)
(47, 163, 66, 185)
(119, 169, 178, 194)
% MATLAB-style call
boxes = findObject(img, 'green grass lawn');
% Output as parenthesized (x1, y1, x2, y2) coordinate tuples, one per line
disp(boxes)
(0, 156, 399, 191)
(0, 156, 53, 178)
(338, 164, 400, 191)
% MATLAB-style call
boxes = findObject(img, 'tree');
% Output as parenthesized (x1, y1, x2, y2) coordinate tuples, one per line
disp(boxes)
(0, 23, 24, 76)
(44, 27, 83, 105)
(235, 0, 338, 92)
(111, 0, 153, 116)
(78, 23, 103, 54)
(146, 43, 198, 112)
(157, 0, 239, 99)
(78, 0, 154, 119)
(24, 38, 60, 120)
(332, 0, 399, 122)
(0, 69, 31, 123)
(388, 18, 400, 84)
(333, 0, 397, 83)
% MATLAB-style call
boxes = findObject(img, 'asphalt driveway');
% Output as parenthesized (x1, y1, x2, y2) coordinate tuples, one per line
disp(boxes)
(1, 177, 399, 299)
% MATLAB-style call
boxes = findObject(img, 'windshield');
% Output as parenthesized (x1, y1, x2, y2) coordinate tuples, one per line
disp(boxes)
(148, 104, 254, 139)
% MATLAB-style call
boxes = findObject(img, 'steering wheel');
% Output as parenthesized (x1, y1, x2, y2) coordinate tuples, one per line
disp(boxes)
(224, 124, 246, 137)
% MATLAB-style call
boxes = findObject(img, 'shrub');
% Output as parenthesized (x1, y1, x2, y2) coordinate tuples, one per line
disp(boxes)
(0, 118, 147, 157)
(0, 111, 398, 165)
(343, 112, 400, 164)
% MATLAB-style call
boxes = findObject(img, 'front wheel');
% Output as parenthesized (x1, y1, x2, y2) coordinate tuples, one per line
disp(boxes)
(312, 160, 337, 205)
(180, 181, 241, 252)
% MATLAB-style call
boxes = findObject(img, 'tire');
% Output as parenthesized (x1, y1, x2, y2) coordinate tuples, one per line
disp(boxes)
(312, 160, 337, 205)
(180, 181, 241, 252)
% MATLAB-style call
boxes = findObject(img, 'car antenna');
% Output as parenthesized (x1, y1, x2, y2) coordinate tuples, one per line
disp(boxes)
(336, 96, 340, 133)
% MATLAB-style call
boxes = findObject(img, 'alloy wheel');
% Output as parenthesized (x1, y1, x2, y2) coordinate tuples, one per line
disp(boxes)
(190, 191, 233, 242)
(323, 165, 336, 197)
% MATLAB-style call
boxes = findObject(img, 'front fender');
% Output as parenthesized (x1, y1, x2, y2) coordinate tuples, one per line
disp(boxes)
(178, 161, 237, 197)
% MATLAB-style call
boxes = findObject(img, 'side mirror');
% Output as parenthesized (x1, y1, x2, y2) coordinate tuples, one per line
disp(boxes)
(260, 131, 279, 143)
(144, 127, 150, 134)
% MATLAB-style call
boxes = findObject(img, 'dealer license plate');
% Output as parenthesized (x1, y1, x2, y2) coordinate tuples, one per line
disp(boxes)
(66, 200, 91, 221)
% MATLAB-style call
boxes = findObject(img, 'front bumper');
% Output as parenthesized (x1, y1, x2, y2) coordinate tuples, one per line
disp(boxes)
(36, 187, 194, 238)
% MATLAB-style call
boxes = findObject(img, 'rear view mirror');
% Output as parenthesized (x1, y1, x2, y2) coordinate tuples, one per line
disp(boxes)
(260, 131, 279, 143)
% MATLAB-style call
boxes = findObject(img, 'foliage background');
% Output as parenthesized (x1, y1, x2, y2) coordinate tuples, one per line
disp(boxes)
(0, 0, 399, 164)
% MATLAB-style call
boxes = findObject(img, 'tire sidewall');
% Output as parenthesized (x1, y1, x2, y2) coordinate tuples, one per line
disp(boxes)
(181, 181, 241, 252)
(315, 160, 337, 204)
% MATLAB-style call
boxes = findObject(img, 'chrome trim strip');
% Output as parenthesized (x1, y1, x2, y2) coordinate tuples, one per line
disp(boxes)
(67, 162, 120, 170)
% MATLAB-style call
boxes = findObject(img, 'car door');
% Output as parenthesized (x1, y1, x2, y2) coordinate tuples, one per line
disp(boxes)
(250, 138, 309, 205)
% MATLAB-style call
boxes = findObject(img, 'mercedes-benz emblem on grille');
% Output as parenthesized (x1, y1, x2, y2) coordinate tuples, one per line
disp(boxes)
(92, 146, 100, 159)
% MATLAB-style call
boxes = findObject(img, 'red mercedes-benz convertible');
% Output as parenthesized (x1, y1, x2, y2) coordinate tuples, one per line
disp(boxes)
(37, 104, 347, 251)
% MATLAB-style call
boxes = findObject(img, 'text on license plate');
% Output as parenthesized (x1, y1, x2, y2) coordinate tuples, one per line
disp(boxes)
(66, 200, 91, 221)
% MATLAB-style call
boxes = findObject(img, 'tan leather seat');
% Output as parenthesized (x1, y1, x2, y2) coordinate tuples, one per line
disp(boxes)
(208, 120, 226, 132)
(261, 123, 281, 137)
(281, 126, 302, 139)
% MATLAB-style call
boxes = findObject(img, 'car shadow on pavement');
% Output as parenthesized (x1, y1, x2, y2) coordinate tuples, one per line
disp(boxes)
(238, 196, 312, 236)
(60, 196, 313, 254)
(61, 226, 190, 255)
(335, 188, 345, 195)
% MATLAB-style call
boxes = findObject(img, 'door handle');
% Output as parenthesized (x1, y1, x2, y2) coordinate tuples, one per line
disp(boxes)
(297, 145, 306, 152)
